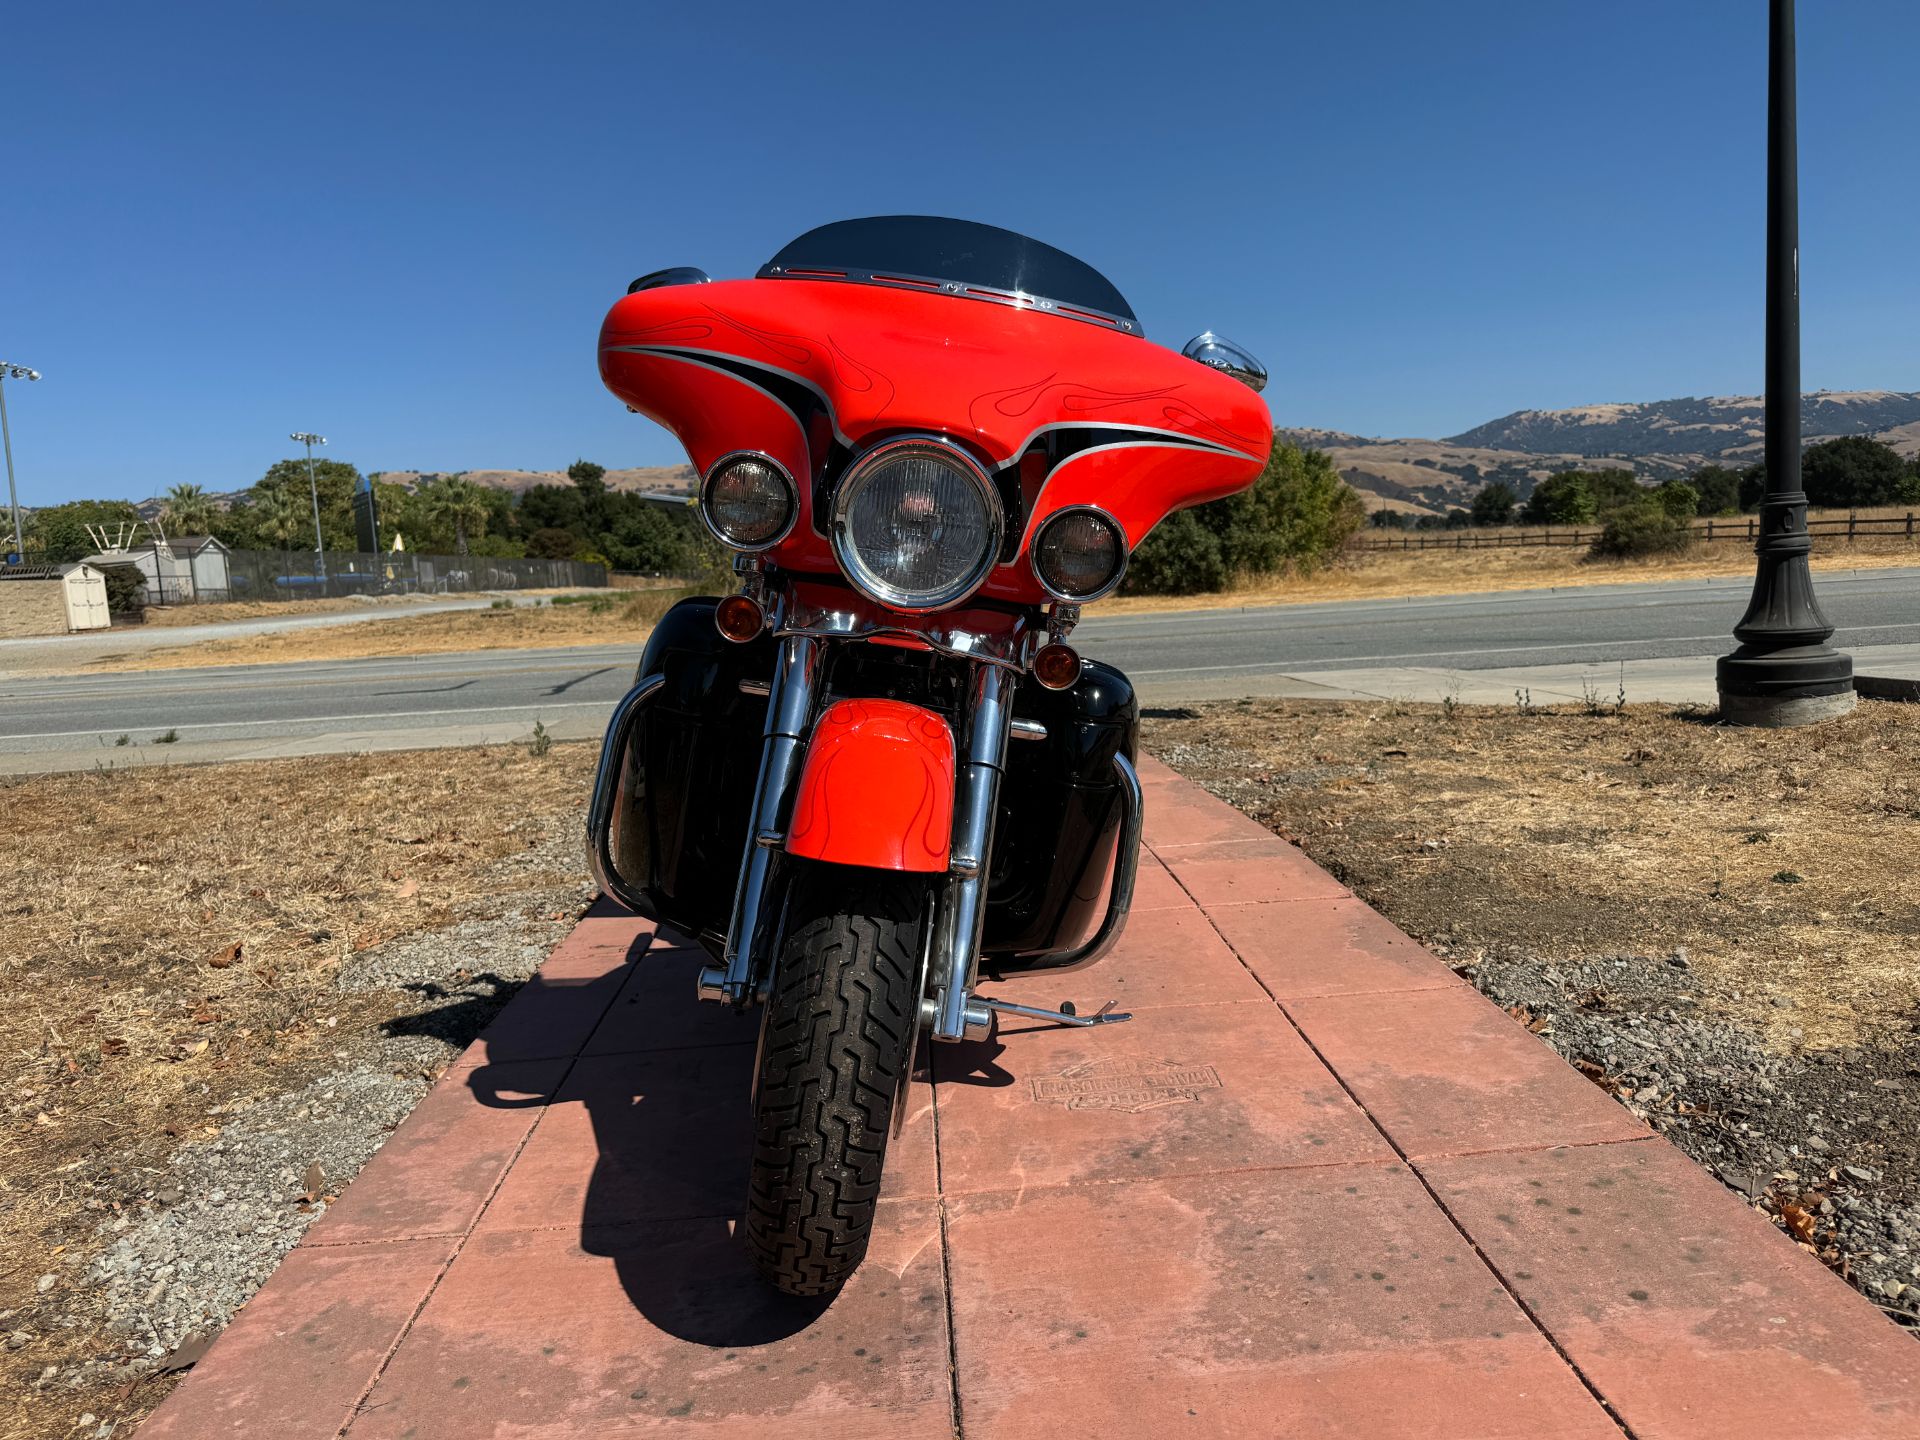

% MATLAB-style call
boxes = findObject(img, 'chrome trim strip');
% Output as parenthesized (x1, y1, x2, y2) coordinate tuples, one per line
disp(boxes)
(697, 634, 820, 1006)
(776, 598, 1029, 671)
(1006, 752, 1143, 975)
(698, 449, 799, 552)
(585, 674, 668, 916)
(930, 665, 1013, 1042)
(757, 263, 1141, 336)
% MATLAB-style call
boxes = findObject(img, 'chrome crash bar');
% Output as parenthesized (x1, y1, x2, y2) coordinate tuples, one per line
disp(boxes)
(1002, 752, 1143, 976)
(585, 673, 667, 916)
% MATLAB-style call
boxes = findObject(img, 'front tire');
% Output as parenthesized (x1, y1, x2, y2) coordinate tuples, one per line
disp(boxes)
(745, 863, 927, 1296)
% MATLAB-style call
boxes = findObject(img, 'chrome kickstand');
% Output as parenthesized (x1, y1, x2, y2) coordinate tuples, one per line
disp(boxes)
(976, 996, 1132, 1029)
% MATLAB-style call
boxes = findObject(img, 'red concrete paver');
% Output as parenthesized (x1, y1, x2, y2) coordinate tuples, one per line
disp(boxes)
(584, 947, 763, 1055)
(933, 999, 1391, 1195)
(305, 1054, 568, 1246)
(1152, 836, 1352, 907)
(983, 904, 1269, 1012)
(479, 1047, 938, 1234)
(944, 1166, 1620, 1440)
(1422, 1140, 1920, 1436)
(1206, 895, 1467, 1000)
(141, 757, 1920, 1439)
(138, 1237, 455, 1439)
(349, 1201, 954, 1439)
(1285, 984, 1651, 1159)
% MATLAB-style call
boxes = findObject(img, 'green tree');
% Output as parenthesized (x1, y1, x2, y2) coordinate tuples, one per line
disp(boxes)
(525, 527, 580, 560)
(418, 475, 491, 556)
(1655, 481, 1699, 521)
(1520, 472, 1598, 525)
(160, 483, 218, 536)
(1469, 481, 1516, 527)
(21, 499, 143, 564)
(1801, 436, 1915, 508)
(251, 490, 310, 552)
(223, 457, 364, 551)
(1690, 465, 1741, 516)
(1126, 442, 1365, 595)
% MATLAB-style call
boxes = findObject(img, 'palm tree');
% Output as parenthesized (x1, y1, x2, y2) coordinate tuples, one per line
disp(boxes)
(162, 483, 217, 537)
(254, 491, 307, 553)
(418, 474, 489, 556)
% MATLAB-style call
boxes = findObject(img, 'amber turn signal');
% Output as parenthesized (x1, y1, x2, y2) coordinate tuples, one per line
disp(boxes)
(714, 594, 766, 643)
(1030, 642, 1080, 690)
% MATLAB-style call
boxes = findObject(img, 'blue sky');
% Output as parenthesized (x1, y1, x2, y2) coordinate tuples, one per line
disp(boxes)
(6, 1, 1917, 502)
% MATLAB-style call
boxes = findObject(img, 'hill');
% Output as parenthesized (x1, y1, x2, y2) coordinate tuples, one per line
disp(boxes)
(1286, 389, 1920, 517)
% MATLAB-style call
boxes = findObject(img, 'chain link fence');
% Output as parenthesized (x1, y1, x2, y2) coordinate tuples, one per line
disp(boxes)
(133, 546, 607, 606)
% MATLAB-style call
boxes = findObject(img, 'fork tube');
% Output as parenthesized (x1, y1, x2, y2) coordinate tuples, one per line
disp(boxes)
(697, 634, 819, 1005)
(930, 663, 1013, 1041)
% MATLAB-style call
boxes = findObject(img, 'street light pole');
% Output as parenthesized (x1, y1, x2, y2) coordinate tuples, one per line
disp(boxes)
(1, 361, 42, 563)
(1714, 0, 1854, 725)
(290, 431, 328, 580)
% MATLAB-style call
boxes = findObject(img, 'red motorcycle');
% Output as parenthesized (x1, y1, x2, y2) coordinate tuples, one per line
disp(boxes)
(587, 217, 1271, 1295)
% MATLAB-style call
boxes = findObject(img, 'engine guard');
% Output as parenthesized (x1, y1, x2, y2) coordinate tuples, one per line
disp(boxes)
(785, 699, 955, 872)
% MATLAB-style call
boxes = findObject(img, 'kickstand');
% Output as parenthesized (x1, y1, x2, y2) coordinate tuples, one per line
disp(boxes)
(977, 996, 1132, 1029)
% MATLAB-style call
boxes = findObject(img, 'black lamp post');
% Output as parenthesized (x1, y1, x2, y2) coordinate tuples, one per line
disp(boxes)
(1715, 0, 1854, 725)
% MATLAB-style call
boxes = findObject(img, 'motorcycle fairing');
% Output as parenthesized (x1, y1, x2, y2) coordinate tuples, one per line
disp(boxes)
(785, 698, 955, 873)
(598, 279, 1272, 605)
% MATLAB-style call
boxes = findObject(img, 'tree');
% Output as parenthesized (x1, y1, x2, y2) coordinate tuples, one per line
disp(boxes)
(1801, 436, 1916, 509)
(1125, 441, 1366, 594)
(222, 456, 365, 551)
(161, 483, 218, 536)
(252, 490, 309, 552)
(1444, 508, 1471, 529)
(1655, 481, 1699, 521)
(1369, 509, 1410, 529)
(418, 475, 491, 556)
(1690, 465, 1741, 516)
(1520, 472, 1598, 525)
(1469, 482, 1516, 527)
(526, 527, 580, 560)
(21, 499, 143, 564)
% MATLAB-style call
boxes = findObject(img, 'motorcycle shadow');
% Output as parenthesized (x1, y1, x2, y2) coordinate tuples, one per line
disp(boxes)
(462, 991, 834, 1348)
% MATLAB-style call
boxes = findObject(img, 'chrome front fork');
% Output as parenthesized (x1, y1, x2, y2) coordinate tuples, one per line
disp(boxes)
(696, 634, 820, 1006)
(928, 665, 1012, 1042)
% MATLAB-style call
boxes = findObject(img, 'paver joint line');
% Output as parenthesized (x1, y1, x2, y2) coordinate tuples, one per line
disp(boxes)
(1152, 797, 1640, 1438)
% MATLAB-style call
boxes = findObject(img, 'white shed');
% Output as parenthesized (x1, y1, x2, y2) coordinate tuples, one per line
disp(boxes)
(0, 562, 111, 635)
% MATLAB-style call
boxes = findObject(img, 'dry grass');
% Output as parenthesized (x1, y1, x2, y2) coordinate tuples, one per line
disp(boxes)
(91, 590, 692, 672)
(1142, 699, 1920, 1050)
(0, 743, 596, 1437)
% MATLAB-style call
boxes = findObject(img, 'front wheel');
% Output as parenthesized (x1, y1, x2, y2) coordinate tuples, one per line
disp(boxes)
(745, 862, 928, 1296)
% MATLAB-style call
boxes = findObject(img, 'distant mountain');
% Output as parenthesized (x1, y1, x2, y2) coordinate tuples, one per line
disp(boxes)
(371, 465, 697, 496)
(1283, 390, 1920, 517)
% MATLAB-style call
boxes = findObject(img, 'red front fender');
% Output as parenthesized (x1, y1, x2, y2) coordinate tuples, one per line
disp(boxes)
(785, 699, 954, 872)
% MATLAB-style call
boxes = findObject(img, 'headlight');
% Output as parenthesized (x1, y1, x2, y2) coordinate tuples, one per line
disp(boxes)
(831, 437, 1002, 611)
(701, 452, 797, 550)
(1032, 506, 1127, 602)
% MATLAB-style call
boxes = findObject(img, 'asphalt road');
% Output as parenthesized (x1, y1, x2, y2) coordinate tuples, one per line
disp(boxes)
(3, 568, 1916, 771)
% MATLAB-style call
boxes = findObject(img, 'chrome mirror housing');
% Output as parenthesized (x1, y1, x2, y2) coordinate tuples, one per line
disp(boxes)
(1181, 332, 1267, 393)
(629, 267, 712, 295)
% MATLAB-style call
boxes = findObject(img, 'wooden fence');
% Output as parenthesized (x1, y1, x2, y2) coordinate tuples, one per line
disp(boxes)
(1350, 513, 1920, 551)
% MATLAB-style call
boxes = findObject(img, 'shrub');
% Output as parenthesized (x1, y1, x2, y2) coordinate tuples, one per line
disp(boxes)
(1520, 473, 1598, 525)
(1125, 511, 1228, 594)
(1588, 502, 1693, 558)
(1655, 481, 1699, 520)
(1470, 481, 1516, 526)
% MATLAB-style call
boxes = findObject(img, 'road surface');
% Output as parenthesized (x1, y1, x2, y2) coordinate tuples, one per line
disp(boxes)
(3, 568, 1916, 773)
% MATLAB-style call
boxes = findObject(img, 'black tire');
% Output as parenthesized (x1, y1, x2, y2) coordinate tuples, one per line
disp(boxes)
(745, 862, 927, 1296)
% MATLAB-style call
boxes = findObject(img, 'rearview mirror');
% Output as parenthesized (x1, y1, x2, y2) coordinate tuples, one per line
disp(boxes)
(1181, 332, 1267, 393)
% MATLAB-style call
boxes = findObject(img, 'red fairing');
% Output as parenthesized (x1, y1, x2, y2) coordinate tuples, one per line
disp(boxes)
(785, 699, 955, 873)
(598, 280, 1272, 606)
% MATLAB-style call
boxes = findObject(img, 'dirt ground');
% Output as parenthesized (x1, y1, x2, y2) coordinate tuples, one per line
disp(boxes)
(0, 743, 599, 1439)
(1144, 697, 1920, 1331)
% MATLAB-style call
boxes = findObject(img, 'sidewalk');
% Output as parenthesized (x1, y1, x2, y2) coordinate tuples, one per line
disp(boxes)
(138, 758, 1920, 1438)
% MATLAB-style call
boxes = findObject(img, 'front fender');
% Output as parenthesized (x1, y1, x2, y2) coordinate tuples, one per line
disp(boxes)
(785, 699, 954, 872)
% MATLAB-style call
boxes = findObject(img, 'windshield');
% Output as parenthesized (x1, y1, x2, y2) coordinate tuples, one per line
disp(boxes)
(760, 216, 1139, 333)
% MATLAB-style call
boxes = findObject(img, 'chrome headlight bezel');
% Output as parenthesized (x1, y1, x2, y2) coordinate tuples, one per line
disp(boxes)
(699, 450, 799, 552)
(1030, 504, 1129, 603)
(830, 435, 1004, 613)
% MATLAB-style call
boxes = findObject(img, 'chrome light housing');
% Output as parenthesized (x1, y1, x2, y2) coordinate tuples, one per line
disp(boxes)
(701, 452, 798, 551)
(1032, 505, 1128, 603)
(831, 436, 1003, 612)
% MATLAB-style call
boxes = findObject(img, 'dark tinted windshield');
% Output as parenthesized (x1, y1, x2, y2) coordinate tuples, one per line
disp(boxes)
(761, 216, 1138, 332)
